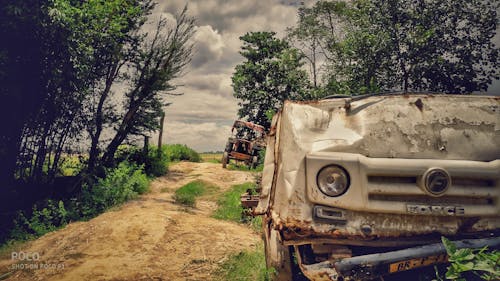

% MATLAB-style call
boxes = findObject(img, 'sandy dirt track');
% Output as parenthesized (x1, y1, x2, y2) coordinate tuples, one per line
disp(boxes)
(0, 162, 261, 281)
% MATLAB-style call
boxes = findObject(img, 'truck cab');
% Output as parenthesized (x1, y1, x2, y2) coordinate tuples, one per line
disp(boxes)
(255, 94, 500, 280)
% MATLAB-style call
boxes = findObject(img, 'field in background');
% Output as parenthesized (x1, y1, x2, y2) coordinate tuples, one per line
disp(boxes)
(200, 153, 223, 163)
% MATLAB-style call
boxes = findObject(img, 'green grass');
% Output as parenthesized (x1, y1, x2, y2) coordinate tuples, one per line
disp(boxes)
(212, 182, 254, 221)
(59, 154, 85, 176)
(214, 242, 273, 281)
(173, 180, 219, 206)
(226, 163, 263, 172)
(200, 153, 222, 163)
(212, 182, 262, 232)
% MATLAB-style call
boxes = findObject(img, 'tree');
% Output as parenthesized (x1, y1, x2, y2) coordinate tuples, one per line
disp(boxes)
(232, 32, 310, 129)
(287, 1, 349, 89)
(101, 7, 195, 166)
(292, 0, 499, 94)
(82, 0, 154, 171)
(0, 0, 53, 184)
(0, 0, 194, 185)
(4, 0, 155, 183)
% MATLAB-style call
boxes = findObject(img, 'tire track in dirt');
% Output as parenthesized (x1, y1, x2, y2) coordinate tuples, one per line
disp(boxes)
(0, 162, 261, 281)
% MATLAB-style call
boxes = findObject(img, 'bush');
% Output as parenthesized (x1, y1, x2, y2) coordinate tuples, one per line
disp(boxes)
(436, 237, 500, 281)
(115, 145, 168, 177)
(79, 161, 149, 217)
(165, 144, 201, 162)
(115, 143, 202, 176)
(58, 155, 85, 176)
(10, 200, 68, 240)
(6, 161, 150, 243)
(174, 180, 219, 206)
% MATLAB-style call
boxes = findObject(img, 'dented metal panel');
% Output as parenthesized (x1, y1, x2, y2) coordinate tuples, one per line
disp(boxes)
(255, 113, 280, 214)
(265, 94, 500, 237)
(260, 94, 500, 280)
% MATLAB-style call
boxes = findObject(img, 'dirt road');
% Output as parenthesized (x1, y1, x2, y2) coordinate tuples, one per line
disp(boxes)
(0, 162, 261, 281)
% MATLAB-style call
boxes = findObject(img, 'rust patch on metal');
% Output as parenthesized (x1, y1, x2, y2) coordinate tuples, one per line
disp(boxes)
(222, 120, 266, 168)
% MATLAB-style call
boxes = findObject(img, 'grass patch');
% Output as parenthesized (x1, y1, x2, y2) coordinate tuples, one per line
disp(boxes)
(214, 242, 273, 281)
(212, 182, 262, 231)
(200, 153, 222, 163)
(174, 180, 219, 206)
(212, 182, 254, 221)
(227, 163, 263, 172)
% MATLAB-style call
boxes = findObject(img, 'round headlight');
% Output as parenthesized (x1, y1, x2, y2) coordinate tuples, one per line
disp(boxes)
(317, 165, 350, 197)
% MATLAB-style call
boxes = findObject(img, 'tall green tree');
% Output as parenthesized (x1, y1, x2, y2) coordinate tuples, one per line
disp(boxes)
(232, 32, 310, 129)
(101, 8, 195, 166)
(287, 1, 349, 89)
(291, 0, 499, 94)
(0, 0, 56, 184)
(0, 0, 194, 185)
(10, 0, 154, 182)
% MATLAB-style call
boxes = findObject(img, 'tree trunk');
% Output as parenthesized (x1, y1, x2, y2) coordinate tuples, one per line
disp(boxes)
(157, 112, 165, 158)
(143, 135, 149, 156)
(88, 61, 120, 171)
(312, 38, 318, 88)
(101, 102, 141, 166)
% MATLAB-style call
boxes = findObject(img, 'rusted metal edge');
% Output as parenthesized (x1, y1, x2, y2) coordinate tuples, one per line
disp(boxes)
(240, 193, 259, 208)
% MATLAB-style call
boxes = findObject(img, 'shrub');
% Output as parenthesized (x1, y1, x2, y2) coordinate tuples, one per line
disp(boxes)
(5, 160, 151, 244)
(115, 145, 168, 177)
(58, 155, 85, 176)
(147, 154, 168, 177)
(436, 237, 500, 281)
(114, 144, 200, 176)
(165, 144, 201, 162)
(10, 200, 68, 240)
(80, 161, 149, 217)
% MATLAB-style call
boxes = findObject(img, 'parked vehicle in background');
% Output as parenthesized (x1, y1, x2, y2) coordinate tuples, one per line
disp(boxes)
(222, 120, 266, 169)
(253, 93, 500, 280)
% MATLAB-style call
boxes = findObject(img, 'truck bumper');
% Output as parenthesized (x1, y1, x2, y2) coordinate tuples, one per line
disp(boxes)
(298, 236, 500, 281)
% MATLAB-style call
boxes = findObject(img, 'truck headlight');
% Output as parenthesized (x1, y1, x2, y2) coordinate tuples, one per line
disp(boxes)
(317, 165, 350, 197)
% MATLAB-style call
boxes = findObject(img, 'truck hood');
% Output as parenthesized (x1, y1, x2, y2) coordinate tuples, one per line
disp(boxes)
(287, 94, 499, 161)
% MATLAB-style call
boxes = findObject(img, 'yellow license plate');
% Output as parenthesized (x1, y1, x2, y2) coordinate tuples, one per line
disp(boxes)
(389, 254, 448, 273)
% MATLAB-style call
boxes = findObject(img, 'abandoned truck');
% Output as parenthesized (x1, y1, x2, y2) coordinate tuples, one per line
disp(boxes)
(254, 93, 500, 281)
(222, 120, 266, 169)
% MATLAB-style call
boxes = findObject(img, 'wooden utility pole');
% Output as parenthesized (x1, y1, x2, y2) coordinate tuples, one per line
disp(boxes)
(157, 111, 165, 158)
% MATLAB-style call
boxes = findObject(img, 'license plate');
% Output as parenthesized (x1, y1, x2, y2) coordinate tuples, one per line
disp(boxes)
(389, 254, 448, 273)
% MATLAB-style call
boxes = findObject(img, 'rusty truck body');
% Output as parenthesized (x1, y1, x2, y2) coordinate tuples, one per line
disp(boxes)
(222, 120, 266, 169)
(255, 94, 500, 280)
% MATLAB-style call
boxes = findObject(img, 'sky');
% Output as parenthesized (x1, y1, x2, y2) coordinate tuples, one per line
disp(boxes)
(146, 0, 310, 152)
(147, 0, 500, 153)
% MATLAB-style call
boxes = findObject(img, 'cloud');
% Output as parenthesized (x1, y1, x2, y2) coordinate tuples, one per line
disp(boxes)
(191, 25, 225, 67)
(143, 0, 306, 151)
(163, 91, 239, 123)
(158, 121, 233, 152)
(177, 73, 233, 97)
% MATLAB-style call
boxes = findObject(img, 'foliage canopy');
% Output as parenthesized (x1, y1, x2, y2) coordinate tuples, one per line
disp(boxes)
(232, 32, 311, 129)
(288, 0, 499, 95)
